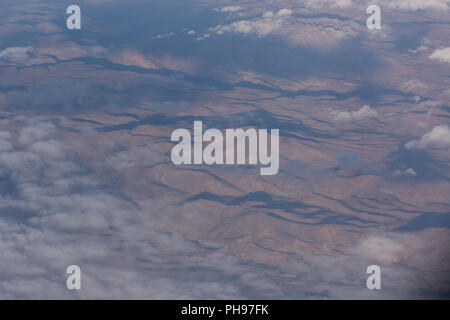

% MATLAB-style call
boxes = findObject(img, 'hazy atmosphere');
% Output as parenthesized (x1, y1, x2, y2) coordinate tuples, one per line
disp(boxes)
(0, 0, 449, 299)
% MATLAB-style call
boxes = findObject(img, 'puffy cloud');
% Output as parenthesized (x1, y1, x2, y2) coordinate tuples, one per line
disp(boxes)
(393, 168, 417, 178)
(409, 45, 429, 54)
(405, 125, 450, 150)
(358, 235, 404, 263)
(214, 6, 243, 13)
(196, 33, 211, 41)
(0, 117, 283, 299)
(0, 117, 448, 298)
(408, 38, 433, 54)
(429, 47, 450, 64)
(332, 105, 378, 122)
(0, 47, 33, 64)
(0, 132, 12, 152)
(210, 9, 292, 37)
(210, 6, 357, 47)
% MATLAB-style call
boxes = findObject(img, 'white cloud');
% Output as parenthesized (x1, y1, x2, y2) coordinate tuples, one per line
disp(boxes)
(0, 133, 12, 152)
(196, 33, 211, 41)
(209, 7, 357, 47)
(405, 125, 450, 150)
(0, 47, 33, 64)
(408, 37, 433, 55)
(153, 32, 175, 39)
(305, 0, 353, 8)
(0, 118, 447, 298)
(400, 79, 427, 93)
(0, 117, 283, 299)
(384, 0, 450, 11)
(214, 6, 243, 13)
(358, 235, 404, 263)
(409, 45, 429, 54)
(332, 105, 378, 122)
(304, 0, 450, 11)
(210, 9, 292, 37)
(393, 168, 417, 178)
(429, 47, 450, 64)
